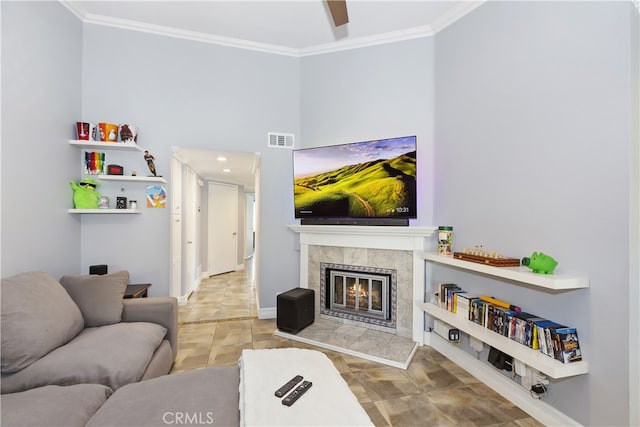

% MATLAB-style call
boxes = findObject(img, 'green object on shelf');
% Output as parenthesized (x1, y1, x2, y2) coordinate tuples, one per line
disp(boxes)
(70, 177, 101, 209)
(522, 252, 558, 274)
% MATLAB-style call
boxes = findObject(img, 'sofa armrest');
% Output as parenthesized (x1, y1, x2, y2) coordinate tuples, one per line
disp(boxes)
(121, 297, 178, 357)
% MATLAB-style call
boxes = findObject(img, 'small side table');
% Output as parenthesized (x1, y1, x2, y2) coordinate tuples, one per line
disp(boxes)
(124, 283, 151, 299)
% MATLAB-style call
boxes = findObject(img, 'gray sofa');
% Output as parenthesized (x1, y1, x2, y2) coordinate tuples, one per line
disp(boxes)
(0, 270, 180, 426)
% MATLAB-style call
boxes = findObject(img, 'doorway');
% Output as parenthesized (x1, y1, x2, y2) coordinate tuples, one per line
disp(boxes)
(170, 147, 260, 301)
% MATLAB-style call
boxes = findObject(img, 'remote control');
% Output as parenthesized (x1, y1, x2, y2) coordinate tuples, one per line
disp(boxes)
(282, 381, 312, 406)
(274, 375, 303, 398)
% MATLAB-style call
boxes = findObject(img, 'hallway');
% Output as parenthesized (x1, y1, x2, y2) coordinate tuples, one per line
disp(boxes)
(178, 261, 258, 324)
(171, 260, 541, 426)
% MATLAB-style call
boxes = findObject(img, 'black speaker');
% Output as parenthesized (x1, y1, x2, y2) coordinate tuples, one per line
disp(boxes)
(277, 288, 314, 334)
(89, 264, 108, 275)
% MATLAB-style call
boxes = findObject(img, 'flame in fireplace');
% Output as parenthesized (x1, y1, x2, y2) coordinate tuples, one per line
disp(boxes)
(324, 265, 393, 324)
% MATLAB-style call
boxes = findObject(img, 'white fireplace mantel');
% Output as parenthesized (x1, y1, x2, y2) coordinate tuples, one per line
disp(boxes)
(288, 225, 436, 250)
(288, 224, 437, 344)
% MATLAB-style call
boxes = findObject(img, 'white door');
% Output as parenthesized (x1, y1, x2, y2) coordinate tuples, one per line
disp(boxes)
(170, 157, 183, 299)
(208, 182, 238, 275)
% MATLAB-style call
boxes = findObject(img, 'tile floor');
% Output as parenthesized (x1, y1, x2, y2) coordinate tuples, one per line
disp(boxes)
(173, 260, 542, 427)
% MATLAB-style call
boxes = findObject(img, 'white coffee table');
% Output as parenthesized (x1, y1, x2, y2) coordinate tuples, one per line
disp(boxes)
(239, 348, 373, 427)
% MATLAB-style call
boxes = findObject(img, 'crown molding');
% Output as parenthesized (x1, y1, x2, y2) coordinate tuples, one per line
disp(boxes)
(59, 0, 84, 20)
(430, 0, 487, 34)
(298, 25, 435, 57)
(60, 0, 485, 58)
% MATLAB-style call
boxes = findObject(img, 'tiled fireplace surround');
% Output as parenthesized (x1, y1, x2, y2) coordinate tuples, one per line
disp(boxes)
(288, 225, 436, 343)
(311, 247, 409, 336)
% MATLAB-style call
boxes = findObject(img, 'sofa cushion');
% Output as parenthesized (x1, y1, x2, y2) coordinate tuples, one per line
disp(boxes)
(86, 367, 240, 427)
(1, 384, 112, 427)
(59, 270, 129, 327)
(1, 271, 84, 374)
(0, 322, 167, 393)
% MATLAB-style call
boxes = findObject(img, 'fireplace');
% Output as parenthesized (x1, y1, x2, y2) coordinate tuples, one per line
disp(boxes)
(321, 263, 396, 329)
(288, 224, 437, 342)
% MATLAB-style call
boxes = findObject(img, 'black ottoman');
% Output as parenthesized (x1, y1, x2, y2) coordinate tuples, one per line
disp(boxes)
(277, 288, 314, 333)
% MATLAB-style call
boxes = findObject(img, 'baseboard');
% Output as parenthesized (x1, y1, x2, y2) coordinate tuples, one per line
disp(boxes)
(258, 306, 276, 319)
(424, 332, 582, 427)
(177, 293, 190, 306)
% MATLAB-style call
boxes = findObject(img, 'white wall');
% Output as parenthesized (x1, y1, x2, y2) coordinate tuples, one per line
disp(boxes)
(2, 2, 638, 423)
(300, 38, 436, 226)
(79, 24, 300, 299)
(434, 2, 635, 425)
(1, 2, 82, 278)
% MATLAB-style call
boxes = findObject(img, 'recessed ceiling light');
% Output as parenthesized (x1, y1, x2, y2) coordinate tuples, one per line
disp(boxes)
(223, 168, 231, 173)
(217, 156, 227, 162)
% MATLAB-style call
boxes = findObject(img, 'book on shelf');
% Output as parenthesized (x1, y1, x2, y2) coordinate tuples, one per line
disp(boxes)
(470, 298, 492, 327)
(467, 296, 482, 322)
(430, 286, 584, 364)
(448, 288, 464, 312)
(506, 311, 521, 340)
(552, 327, 582, 363)
(438, 283, 460, 310)
(454, 293, 477, 321)
(492, 306, 512, 337)
(535, 321, 567, 358)
(534, 320, 552, 355)
(487, 305, 502, 334)
(512, 312, 545, 348)
(526, 317, 545, 349)
(470, 298, 483, 325)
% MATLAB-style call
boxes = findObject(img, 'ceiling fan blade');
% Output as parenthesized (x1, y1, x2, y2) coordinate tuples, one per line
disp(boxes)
(327, 0, 349, 27)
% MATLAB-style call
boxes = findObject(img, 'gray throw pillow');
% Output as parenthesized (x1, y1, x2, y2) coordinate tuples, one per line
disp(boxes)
(1, 271, 85, 374)
(59, 271, 129, 327)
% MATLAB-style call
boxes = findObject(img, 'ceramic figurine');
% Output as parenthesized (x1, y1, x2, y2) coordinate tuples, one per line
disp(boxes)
(144, 150, 157, 177)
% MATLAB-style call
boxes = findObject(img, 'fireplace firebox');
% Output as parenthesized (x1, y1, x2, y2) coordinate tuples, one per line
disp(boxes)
(320, 263, 396, 329)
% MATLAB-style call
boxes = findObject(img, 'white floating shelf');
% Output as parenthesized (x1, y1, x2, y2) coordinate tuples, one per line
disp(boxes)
(68, 209, 141, 214)
(68, 140, 142, 151)
(92, 174, 166, 184)
(421, 252, 588, 290)
(422, 302, 589, 378)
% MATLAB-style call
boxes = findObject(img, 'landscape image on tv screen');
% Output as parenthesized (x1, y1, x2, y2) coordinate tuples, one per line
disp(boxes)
(293, 136, 417, 219)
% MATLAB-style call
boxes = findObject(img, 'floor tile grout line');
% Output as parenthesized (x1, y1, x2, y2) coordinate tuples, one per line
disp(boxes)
(179, 316, 259, 326)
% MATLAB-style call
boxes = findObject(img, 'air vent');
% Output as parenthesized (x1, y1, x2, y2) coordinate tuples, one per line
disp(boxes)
(268, 132, 294, 149)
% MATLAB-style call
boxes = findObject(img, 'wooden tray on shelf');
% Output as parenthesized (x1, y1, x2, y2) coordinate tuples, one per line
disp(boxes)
(453, 252, 521, 267)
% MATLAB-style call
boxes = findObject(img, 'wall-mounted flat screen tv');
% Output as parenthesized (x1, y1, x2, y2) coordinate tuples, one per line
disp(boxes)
(293, 135, 417, 225)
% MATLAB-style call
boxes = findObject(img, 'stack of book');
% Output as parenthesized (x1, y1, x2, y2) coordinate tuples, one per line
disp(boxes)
(436, 283, 582, 363)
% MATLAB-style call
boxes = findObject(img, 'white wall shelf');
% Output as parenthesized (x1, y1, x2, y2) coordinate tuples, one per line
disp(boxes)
(422, 303, 588, 378)
(421, 252, 589, 379)
(91, 174, 166, 184)
(68, 139, 163, 214)
(68, 140, 142, 151)
(421, 252, 589, 290)
(68, 209, 141, 214)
